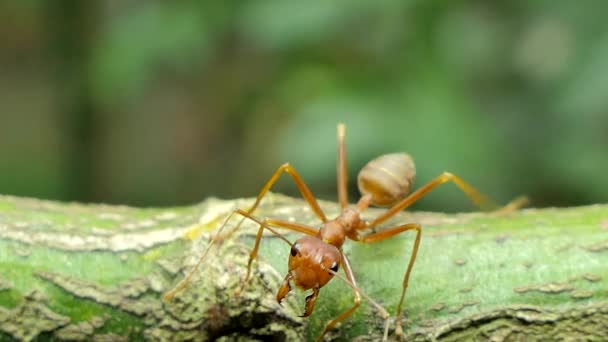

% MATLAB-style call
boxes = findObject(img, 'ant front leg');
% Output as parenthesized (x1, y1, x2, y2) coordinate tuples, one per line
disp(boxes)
(230, 209, 318, 292)
(358, 223, 422, 338)
(162, 208, 317, 302)
(317, 253, 391, 342)
(316, 253, 361, 341)
(245, 163, 328, 223)
(366, 172, 528, 227)
(221, 163, 329, 265)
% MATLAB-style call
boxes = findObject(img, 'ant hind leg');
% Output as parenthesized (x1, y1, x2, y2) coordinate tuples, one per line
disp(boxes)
(366, 172, 527, 228)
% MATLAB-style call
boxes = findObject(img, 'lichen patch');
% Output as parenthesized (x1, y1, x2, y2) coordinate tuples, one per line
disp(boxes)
(522, 261, 534, 269)
(582, 273, 602, 282)
(409, 303, 608, 341)
(155, 211, 178, 221)
(15, 246, 32, 258)
(0, 289, 70, 341)
(513, 282, 575, 294)
(0, 196, 234, 252)
(570, 290, 593, 300)
(119, 278, 151, 298)
(584, 240, 608, 253)
(495, 234, 509, 244)
(92, 333, 129, 342)
(156, 258, 182, 275)
(0, 276, 12, 292)
(1, 226, 199, 252)
(454, 258, 467, 266)
(448, 300, 479, 314)
(54, 321, 95, 341)
(459, 286, 474, 293)
(90, 315, 109, 329)
(35, 271, 162, 315)
(97, 213, 125, 221)
(146, 271, 168, 293)
(429, 303, 446, 312)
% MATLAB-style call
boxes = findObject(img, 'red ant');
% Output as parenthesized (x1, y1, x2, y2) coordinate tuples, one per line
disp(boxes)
(163, 124, 526, 341)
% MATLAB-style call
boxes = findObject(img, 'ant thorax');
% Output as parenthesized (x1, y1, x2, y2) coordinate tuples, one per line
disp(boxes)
(317, 208, 362, 248)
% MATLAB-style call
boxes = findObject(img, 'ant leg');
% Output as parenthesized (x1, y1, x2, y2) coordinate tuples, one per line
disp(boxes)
(365, 172, 528, 228)
(317, 253, 360, 341)
(162, 208, 317, 302)
(232, 209, 317, 289)
(246, 163, 328, 223)
(317, 253, 391, 341)
(358, 223, 422, 338)
(219, 163, 328, 264)
(337, 123, 349, 209)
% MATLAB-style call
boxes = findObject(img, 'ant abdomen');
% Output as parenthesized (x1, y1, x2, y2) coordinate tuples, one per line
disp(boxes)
(357, 153, 416, 207)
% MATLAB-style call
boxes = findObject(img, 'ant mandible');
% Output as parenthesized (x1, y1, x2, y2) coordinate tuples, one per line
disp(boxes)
(163, 123, 526, 341)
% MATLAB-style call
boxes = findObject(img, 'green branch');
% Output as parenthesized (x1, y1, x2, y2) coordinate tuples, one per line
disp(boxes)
(0, 194, 607, 341)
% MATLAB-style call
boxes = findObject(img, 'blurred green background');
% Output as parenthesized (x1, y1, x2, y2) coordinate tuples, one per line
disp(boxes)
(1, 1, 607, 212)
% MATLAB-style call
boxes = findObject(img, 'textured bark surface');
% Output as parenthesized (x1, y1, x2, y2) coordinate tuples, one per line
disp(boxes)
(0, 193, 607, 341)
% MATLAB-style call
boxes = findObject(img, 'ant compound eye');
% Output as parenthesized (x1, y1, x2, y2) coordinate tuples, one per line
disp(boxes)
(329, 261, 339, 273)
(290, 243, 299, 257)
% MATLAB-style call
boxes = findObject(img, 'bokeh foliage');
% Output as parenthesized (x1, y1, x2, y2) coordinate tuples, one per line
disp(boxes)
(0, 1, 607, 210)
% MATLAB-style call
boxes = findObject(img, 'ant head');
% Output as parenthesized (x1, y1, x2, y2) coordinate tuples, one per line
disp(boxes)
(287, 236, 341, 290)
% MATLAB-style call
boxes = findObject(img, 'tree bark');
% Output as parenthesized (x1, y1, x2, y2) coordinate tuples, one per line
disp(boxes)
(0, 193, 607, 341)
